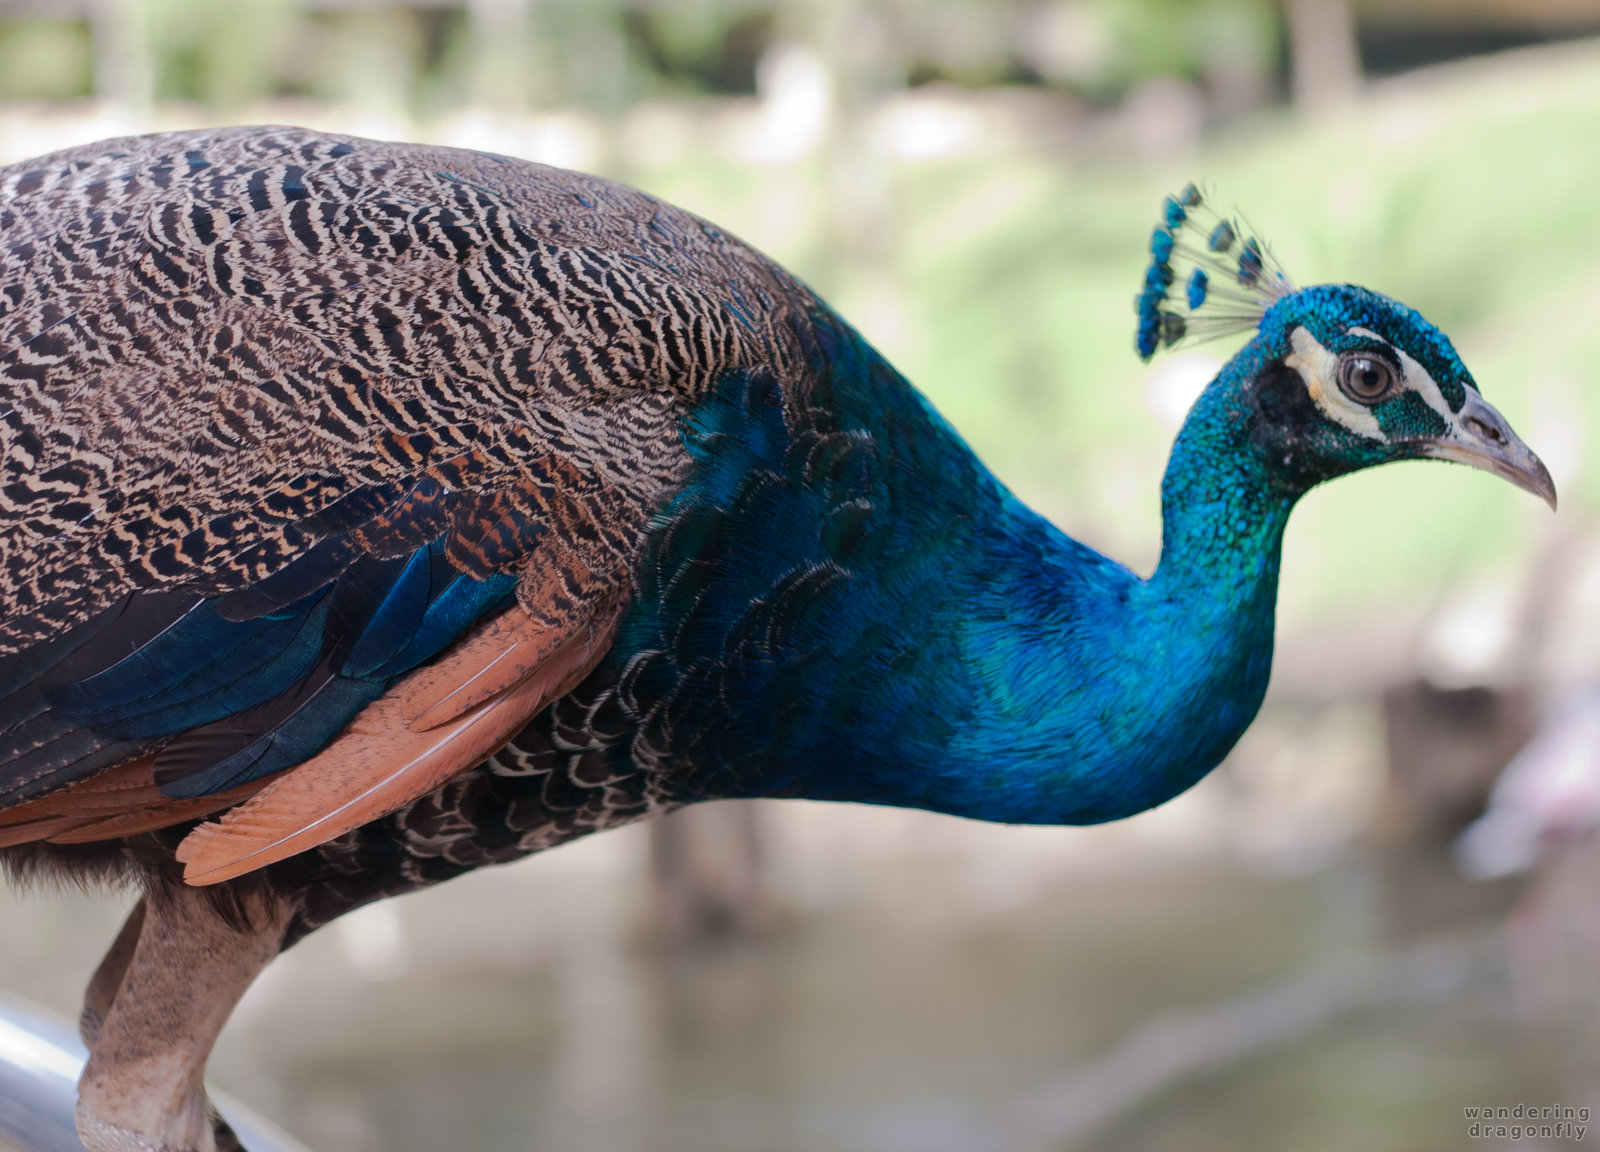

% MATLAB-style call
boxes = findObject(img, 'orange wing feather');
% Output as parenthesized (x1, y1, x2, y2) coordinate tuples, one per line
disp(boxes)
(0, 757, 161, 827)
(47, 784, 263, 844)
(174, 598, 624, 885)
(400, 604, 580, 731)
(0, 814, 99, 847)
(0, 756, 269, 846)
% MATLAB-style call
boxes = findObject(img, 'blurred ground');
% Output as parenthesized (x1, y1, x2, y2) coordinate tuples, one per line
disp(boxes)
(5, 7, 1600, 1151)
(0, 796, 1556, 1152)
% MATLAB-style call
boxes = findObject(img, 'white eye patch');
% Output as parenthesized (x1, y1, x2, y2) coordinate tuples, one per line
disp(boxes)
(1347, 325, 1456, 424)
(1284, 326, 1383, 440)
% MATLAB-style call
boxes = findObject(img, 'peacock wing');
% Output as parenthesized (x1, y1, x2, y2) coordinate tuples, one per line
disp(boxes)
(0, 126, 804, 861)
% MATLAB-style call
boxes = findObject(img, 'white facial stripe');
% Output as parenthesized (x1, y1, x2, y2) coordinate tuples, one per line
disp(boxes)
(1394, 347, 1455, 423)
(1284, 326, 1384, 440)
(1348, 325, 1457, 424)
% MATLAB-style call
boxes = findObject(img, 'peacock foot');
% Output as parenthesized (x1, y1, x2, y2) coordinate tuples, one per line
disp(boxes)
(75, 1097, 244, 1152)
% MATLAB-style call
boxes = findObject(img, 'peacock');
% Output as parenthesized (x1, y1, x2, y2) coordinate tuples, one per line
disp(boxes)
(0, 127, 1552, 1151)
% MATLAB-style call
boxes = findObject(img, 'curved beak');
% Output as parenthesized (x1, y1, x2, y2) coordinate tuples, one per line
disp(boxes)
(1419, 391, 1557, 511)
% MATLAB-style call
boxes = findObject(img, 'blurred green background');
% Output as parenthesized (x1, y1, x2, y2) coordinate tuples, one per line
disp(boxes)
(5, 2, 1600, 1150)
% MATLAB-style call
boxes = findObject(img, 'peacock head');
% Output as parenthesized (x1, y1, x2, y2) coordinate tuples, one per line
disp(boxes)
(1135, 185, 1556, 508)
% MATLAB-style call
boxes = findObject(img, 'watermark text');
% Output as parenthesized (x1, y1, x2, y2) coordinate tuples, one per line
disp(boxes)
(1466, 1104, 1589, 1142)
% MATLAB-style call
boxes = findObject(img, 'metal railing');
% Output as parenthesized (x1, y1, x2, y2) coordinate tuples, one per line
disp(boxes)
(0, 991, 312, 1152)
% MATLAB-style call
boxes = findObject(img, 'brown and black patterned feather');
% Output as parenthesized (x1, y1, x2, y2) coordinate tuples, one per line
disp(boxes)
(0, 126, 819, 884)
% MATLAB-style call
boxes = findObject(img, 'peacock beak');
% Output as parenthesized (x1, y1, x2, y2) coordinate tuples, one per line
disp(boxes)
(1420, 391, 1557, 511)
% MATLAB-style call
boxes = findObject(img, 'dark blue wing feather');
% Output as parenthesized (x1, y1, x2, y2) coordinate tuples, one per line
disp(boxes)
(83, 593, 336, 739)
(338, 544, 438, 678)
(0, 476, 539, 807)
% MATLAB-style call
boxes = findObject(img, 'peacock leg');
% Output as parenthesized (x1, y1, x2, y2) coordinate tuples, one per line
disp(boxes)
(80, 899, 146, 1045)
(74, 883, 293, 1152)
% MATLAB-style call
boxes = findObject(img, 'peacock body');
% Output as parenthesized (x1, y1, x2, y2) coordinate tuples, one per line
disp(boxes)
(0, 128, 1552, 1151)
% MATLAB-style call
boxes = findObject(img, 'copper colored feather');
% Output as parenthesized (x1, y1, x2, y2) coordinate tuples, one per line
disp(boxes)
(0, 757, 163, 827)
(47, 786, 262, 845)
(175, 598, 624, 885)
(0, 754, 264, 844)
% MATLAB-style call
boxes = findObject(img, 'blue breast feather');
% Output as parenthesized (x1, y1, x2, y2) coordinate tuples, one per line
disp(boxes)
(602, 311, 1283, 825)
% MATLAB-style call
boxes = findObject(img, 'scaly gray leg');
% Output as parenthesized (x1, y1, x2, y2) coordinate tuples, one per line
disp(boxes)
(75, 884, 292, 1152)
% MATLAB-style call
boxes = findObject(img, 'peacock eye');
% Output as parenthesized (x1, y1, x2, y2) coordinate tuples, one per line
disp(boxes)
(1335, 351, 1399, 404)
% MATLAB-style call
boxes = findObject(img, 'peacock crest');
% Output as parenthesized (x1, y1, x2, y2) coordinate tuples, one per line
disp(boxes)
(1135, 184, 1295, 361)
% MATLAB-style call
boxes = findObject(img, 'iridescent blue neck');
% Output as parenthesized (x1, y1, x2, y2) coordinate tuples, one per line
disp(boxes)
(1148, 368, 1296, 616)
(919, 372, 1295, 825)
(616, 322, 1300, 828)
(1120, 376, 1296, 807)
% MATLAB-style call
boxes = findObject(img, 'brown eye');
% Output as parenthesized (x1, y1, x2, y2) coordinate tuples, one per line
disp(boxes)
(1336, 352, 1399, 403)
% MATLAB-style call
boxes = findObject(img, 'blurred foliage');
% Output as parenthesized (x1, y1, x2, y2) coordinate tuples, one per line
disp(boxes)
(0, 17, 92, 101)
(1019, 0, 1279, 99)
(0, 0, 1283, 110)
(626, 0, 774, 96)
(148, 0, 302, 106)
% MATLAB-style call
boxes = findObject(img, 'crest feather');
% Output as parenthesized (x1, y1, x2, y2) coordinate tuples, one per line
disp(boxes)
(1134, 184, 1295, 361)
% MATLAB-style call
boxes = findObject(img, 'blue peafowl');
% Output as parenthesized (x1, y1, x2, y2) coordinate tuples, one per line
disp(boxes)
(0, 129, 1553, 1151)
